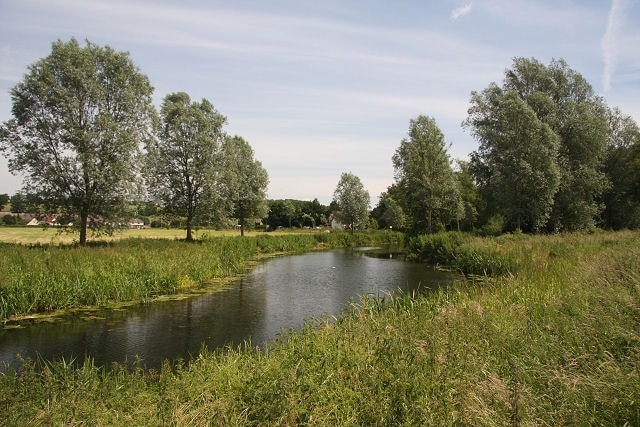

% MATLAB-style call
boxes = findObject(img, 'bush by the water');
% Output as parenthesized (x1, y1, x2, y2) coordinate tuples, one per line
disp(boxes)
(408, 231, 520, 276)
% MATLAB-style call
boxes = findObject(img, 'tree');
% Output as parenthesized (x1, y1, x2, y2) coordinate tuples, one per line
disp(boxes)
(502, 58, 609, 231)
(374, 193, 405, 230)
(602, 108, 640, 229)
(282, 200, 297, 228)
(0, 194, 9, 210)
(454, 160, 479, 232)
(392, 116, 461, 234)
(146, 92, 226, 241)
(219, 135, 269, 236)
(0, 38, 155, 245)
(266, 198, 329, 229)
(9, 193, 25, 213)
(465, 87, 560, 232)
(266, 199, 297, 229)
(332, 172, 370, 232)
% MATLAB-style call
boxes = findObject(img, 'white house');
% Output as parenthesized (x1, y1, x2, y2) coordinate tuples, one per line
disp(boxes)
(128, 218, 145, 229)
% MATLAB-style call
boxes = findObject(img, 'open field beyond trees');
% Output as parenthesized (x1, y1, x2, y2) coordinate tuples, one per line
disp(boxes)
(0, 226, 284, 246)
(1, 230, 638, 425)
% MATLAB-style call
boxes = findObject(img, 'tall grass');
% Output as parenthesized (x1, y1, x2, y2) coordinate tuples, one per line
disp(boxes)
(408, 231, 521, 276)
(1, 231, 638, 425)
(0, 231, 403, 321)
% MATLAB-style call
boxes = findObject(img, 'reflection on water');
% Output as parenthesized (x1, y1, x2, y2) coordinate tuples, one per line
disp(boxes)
(0, 248, 456, 370)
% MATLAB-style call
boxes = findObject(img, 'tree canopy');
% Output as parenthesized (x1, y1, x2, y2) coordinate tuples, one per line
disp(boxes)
(465, 57, 610, 232)
(466, 87, 560, 232)
(333, 172, 370, 232)
(3, 42, 640, 237)
(392, 115, 461, 234)
(602, 108, 640, 229)
(219, 135, 269, 236)
(0, 38, 155, 244)
(146, 92, 226, 241)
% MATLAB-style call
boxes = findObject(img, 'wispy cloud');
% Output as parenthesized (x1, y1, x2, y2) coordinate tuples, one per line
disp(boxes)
(602, 0, 629, 93)
(451, 2, 473, 20)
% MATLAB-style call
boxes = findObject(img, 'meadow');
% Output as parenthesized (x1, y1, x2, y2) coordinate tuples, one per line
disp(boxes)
(1, 230, 638, 425)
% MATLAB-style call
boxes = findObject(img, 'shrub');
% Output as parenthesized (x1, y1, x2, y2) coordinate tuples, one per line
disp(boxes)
(453, 247, 519, 276)
(407, 231, 518, 276)
(480, 214, 505, 236)
(407, 232, 466, 264)
(2, 214, 22, 226)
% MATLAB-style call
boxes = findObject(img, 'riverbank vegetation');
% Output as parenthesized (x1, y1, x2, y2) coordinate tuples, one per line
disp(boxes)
(2, 230, 638, 425)
(0, 231, 403, 321)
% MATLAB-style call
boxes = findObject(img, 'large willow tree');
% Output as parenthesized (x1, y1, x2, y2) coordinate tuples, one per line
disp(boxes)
(392, 115, 461, 234)
(465, 87, 560, 232)
(466, 58, 609, 232)
(333, 172, 370, 233)
(0, 39, 155, 245)
(218, 135, 269, 236)
(146, 92, 226, 241)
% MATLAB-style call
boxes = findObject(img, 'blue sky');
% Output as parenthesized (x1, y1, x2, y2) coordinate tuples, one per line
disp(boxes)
(1, 0, 638, 205)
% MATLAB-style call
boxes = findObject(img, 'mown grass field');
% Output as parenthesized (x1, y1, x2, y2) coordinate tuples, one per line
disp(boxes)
(1, 230, 638, 425)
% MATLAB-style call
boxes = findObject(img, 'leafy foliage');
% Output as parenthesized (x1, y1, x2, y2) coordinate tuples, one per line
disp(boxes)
(602, 107, 640, 229)
(466, 87, 560, 232)
(218, 135, 269, 235)
(146, 92, 226, 241)
(373, 193, 406, 230)
(333, 172, 370, 232)
(467, 58, 609, 232)
(0, 38, 155, 244)
(393, 116, 461, 234)
(267, 198, 328, 229)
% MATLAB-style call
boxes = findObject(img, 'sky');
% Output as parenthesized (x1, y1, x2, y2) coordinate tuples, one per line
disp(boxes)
(1, 0, 639, 206)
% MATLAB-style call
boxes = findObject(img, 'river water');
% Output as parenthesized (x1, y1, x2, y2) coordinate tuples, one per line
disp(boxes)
(0, 248, 456, 370)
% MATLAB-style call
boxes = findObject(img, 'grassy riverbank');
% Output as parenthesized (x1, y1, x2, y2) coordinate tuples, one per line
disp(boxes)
(0, 231, 403, 321)
(1, 231, 639, 425)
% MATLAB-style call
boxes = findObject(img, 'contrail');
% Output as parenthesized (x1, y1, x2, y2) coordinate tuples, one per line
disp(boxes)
(451, 2, 473, 21)
(602, 0, 628, 93)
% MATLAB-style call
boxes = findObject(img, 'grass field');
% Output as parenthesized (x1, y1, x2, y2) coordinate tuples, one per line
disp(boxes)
(1, 230, 638, 425)
(0, 226, 284, 245)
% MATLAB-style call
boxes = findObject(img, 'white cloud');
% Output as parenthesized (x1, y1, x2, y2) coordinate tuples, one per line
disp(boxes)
(602, 0, 629, 93)
(451, 2, 473, 20)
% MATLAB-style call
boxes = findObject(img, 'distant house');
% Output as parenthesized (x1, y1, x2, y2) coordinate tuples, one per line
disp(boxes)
(40, 214, 59, 226)
(128, 218, 145, 229)
(26, 218, 39, 226)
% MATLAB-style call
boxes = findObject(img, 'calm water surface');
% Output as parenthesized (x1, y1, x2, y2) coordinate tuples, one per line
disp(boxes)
(0, 248, 456, 370)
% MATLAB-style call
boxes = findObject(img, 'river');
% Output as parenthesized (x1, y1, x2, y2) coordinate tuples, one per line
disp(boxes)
(0, 248, 457, 370)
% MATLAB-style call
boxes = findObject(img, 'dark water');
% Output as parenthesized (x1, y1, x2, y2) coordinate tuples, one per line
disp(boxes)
(0, 248, 456, 370)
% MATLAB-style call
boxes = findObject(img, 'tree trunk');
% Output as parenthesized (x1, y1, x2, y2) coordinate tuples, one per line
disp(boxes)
(240, 223, 245, 236)
(79, 206, 89, 246)
(186, 224, 193, 242)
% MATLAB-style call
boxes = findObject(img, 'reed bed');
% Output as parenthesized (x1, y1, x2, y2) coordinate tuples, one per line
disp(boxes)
(1, 231, 638, 425)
